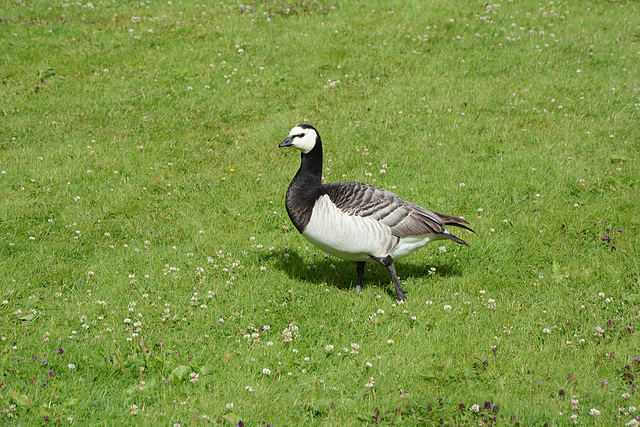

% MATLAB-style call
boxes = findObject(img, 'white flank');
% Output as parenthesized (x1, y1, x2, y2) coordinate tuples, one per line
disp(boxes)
(303, 195, 393, 261)
(389, 234, 442, 259)
(302, 195, 440, 261)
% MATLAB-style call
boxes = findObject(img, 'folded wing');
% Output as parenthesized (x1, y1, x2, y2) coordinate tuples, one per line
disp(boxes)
(322, 182, 471, 240)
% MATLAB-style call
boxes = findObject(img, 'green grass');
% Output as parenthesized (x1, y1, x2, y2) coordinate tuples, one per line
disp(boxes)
(1, 0, 639, 424)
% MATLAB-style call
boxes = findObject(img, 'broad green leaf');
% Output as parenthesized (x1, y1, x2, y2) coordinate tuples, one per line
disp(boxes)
(19, 313, 37, 322)
(9, 391, 32, 408)
(199, 362, 216, 376)
(37, 67, 55, 79)
(169, 365, 190, 381)
(223, 413, 242, 425)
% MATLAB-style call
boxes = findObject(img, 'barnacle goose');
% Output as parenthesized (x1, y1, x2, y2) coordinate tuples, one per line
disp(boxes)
(279, 124, 473, 301)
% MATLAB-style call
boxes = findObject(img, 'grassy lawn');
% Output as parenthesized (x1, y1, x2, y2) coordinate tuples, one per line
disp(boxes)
(1, 0, 639, 425)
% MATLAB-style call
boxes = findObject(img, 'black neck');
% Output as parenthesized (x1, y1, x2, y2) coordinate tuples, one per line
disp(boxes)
(285, 137, 324, 233)
(294, 141, 323, 188)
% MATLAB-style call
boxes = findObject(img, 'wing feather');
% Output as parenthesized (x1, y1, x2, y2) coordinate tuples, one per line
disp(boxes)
(322, 182, 457, 238)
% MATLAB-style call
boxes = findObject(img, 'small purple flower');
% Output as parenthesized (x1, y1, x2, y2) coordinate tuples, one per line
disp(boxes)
(459, 402, 466, 410)
(492, 346, 498, 354)
(48, 370, 55, 377)
(41, 359, 48, 365)
(44, 415, 49, 422)
(57, 348, 65, 354)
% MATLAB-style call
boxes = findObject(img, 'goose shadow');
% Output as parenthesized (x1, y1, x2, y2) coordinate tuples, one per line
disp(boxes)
(265, 249, 462, 299)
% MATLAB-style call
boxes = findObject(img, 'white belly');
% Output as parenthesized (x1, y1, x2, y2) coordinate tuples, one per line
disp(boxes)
(389, 234, 442, 259)
(302, 195, 441, 262)
(301, 195, 396, 261)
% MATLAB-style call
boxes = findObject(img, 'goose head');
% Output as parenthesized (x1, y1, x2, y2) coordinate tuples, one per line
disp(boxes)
(279, 124, 319, 154)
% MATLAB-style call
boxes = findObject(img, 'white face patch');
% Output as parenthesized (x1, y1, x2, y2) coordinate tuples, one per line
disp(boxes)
(288, 125, 317, 154)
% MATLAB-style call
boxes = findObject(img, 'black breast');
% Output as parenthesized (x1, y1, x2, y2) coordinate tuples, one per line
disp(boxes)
(285, 179, 322, 233)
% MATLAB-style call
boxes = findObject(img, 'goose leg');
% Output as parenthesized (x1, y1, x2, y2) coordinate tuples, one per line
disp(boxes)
(371, 255, 407, 301)
(355, 261, 365, 293)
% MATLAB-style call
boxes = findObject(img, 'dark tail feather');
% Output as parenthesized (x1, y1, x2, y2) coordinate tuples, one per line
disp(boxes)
(435, 212, 475, 234)
(441, 232, 469, 246)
